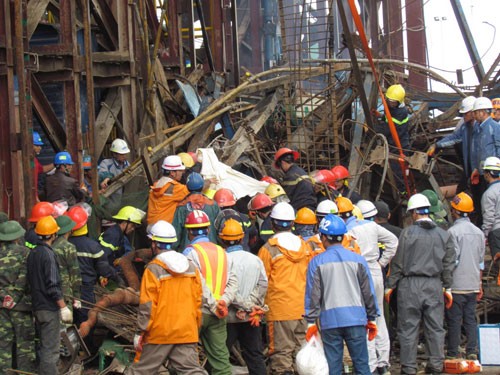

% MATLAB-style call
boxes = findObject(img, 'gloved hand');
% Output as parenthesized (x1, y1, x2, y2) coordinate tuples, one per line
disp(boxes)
(60, 306, 73, 323)
(306, 323, 319, 342)
(248, 306, 265, 327)
(444, 288, 453, 309)
(384, 288, 393, 304)
(215, 300, 228, 319)
(99, 277, 108, 288)
(427, 144, 437, 157)
(133, 333, 144, 352)
(2, 295, 16, 310)
(73, 300, 82, 309)
(371, 108, 382, 118)
(366, 321, 378, 341)
(470, 169, 480, 185)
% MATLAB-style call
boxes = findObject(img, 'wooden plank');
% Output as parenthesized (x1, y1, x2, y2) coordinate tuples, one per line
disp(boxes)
(94, 88, 122, 157)
(27, 0, 51, 40)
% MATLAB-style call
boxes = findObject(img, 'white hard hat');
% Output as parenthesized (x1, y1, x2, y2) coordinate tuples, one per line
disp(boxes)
(162, 155, 186, 171)
(157, 251, 189, 274)
(483, 156, 500, 171)
(316, 200, 338, 215)
(110, 138, 130, 154)
(473, 97, 493, 111)
(356, 200, 378, 218)
(459, 96, 476, 114)
(407, 193, 431, 212)
(148, 220, 177, 243)
(270, 202, 296, 221)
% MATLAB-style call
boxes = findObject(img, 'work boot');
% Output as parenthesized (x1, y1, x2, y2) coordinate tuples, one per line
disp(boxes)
(466, 353, 478, 360)
(377, 366, 391, 375)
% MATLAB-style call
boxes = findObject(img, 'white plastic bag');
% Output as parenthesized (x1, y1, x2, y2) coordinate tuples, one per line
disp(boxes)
(296, 335, 329, 375)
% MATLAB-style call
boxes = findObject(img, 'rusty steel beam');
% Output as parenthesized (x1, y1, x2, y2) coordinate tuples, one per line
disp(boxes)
(382, 0, 404, 72)
(90, 0, 119, 49)
(405, 0, 427, 90)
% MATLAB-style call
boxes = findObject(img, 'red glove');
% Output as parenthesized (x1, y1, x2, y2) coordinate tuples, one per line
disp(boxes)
(471, 169, 480, 185)
(215, 300, 228, 319)
(306, 324, 319, 342)
(248, 306, 264, 327)
(444, 289, 453, 309)
(2, 295, 15, 310)
(366, 321, 378, 341)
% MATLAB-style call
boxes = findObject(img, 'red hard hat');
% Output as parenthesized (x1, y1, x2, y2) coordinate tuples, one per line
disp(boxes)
(66, 206, 89, 230)
(272, 148, 299, 169)
(248, 193, 274, 211)
(260, 176, 278, 184)
(28, 202, 55, 223)
(331, 165, 350, 180)
(311, 169, 336, 184)
(188, 151, 198, 163)
(213, 188, 237, 208)
(185, 210, 210, 228)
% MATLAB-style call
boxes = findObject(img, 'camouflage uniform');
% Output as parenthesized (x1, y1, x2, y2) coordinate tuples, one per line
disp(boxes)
(52, 236, 82, 308)
(0, 242, 36, 373)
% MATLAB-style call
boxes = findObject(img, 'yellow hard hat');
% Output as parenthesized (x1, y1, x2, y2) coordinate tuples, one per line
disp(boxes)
(386, 84, 405, 103)
(112, 206, 145, 225)
(177, 152, 195, 168)
(265, 183, 287, 200)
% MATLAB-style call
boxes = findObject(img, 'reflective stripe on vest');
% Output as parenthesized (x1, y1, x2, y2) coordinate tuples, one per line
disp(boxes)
(193, 243, 227, 300)
(385, 115, 409, 126)
(25, 241, 36, 249)
(98, 233, 119, 251)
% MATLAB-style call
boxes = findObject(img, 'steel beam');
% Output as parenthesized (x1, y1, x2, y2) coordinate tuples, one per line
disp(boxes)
(382, 0, 404, 72)
(91, 0, 119, 49)
(405, 0, 427, 90)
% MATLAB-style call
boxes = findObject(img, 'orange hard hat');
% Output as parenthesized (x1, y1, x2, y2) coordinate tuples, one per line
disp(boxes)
(273, 147, 299, 169)
(331, 166, 350, 181)
(35, 215, 60, 236)
(295, 207, 318, 225)
(214, 188, 236, 208)
(260, 176, 278, 184)
(219, 218, 245, 241)
(451, 192, 474, 213)
(185, 210, 210, 228)
(66, 206, 89, 230)
(248, 193, 274, 211)
(29, 202, 55, 223)
(336, 196, 354, 213)
(311, 169, 336, 184)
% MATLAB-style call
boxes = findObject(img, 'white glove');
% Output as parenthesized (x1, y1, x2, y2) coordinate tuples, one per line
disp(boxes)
(73, 300, 82, 309)
(133, 333, 144, 352)
(60, 306, 73, 323)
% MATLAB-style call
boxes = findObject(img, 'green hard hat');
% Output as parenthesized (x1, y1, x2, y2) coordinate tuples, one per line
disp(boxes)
(0, 212, 7, 224)
(0, 220, 26, 242)
(421, 189, 446, 216)
(56, 215, 76, 235)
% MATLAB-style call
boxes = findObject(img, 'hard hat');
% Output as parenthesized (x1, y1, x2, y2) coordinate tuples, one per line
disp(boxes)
(352, 205, 363, 220)
(265, 184, 287, 200)
(406, 193, 431, 212)
(318, 214, 347, 236)
(66, 206, 89, 230)
(331, 165, 350, 181)
(492, 98, 500, 109)
(316, 200, 338, 216)
(385, 84, 405, 103)
(186, 172, 204, 192)
(0, 220, 26, 241)
(336, 197, 354, 213)
(72, 224, 88, 236)
(311, 169, 336, 184)
(149, 220, 177, 243)
(214, 188, 236, 208)
(472, 97, 493, 111)
(459, 96, 476, 113)
(56, 215, 76, 235)
(112, 206, 145, 225)
(177, 152, 194, 168)
(29, 202, 55, 223)
(82, 155, 92, 170)
(33, 131, 44, 146)
(54, 151, 74, 166)
(248, 193, 274, 211)
(260, 176, 278, 184)
(219, 218, 245, 241)
(295, 207, 318, 225)
(451, 192, 474, 213)
(110, 138, 130, 154)
(483, 156, 500, 171)
(185, 210, 210, 228)
(162, 155, 186, 171)
(272, 147, 299, 169)
(35, 215, 60, 236)
(187, 151, 198, 163)
(270, 202, 295, 221)
(356, 200, 378, 219)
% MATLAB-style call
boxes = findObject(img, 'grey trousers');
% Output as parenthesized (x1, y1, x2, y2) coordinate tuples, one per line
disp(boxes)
(34, 310, 61, 375)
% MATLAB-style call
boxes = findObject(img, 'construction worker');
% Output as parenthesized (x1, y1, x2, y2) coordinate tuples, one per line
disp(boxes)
(310, 169, 338, 202)
(305, 214, 379, 375)
(98, 138, 130, 190)
(0, 220, 36, 373)
(331, 165, 361, 203)
(183, 210, 238, 375)
(53, 215, 82, 315)
(446, 192, 485, 360)
(421, 189, 449, 229)
(172, 172, 220, 251)
(27, 216, 73, 375)
(385, 193, 455, 375)
(492, 98, 500, 122)
(257, 202, 310, 375)
(43, 151, 86, 206)
(372, 201, 402, 238)
(427, 96, 477, 193)
(33, 131, 54, 200)
(25, 201, 56, 249)
(272, 147, 317, 211)
(265, 183, 290, 204)
(247, 192, 275, 253)
(81, 155, 94, 196)
(294, 207, 317, 241)
(481, 156, 500, 259)
(147, 155, 189, 224)
(218, 218, 268, 375)
(128, 220, 207, 375)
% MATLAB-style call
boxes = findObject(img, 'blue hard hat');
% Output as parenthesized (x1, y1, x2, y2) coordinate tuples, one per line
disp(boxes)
(186, 172, 204, 192)
(54, 151, 74, 165)
(33, 131, 44, 146)
(319, 214, 347, 236)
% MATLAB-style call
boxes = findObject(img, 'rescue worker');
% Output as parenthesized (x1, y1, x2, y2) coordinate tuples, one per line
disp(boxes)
(98, 138, 131, 190)
(481, 156, 500, 259)
(331, 165, 361, 203)
(179, 151, 202, 184)
(272, 147, 317, 211)
(127, 221, 207, 375)
(373, 201, 402, 238)
(427, 96, 477, 193)
(0, 220, 36, 373)
(293, 207, 317, 241)
(182, 210, 238, 375)
(338, 196, 398, 375)
(305, 214, 379, 375)
(82, 155, 94, 196)
(385, 193, 455, 375)
(25, 201, 56, 249)
(53, 215, 82, 314)
(492, 97, 500, 121)
(310, 169, 338, 202)
(218, 219, 268, 375)
(33, 131, 54, 200)
(257, 202, 310, 375)
(421, 189, 448, 229)
(147, 155, 189, 224)
(247, 192, 275, 252)
(44, 151, 86, 206)
(265, 183, 290, 204)
(172, 172, 220, 250)
(27, 216, 73, 375)
(446, 192, 485, 360)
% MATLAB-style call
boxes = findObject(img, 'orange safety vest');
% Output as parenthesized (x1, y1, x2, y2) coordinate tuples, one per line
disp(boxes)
(193, 242, 228, 300)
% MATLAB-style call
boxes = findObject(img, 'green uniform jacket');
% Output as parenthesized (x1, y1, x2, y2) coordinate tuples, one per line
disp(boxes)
(0, 242, 31, 311)
(52, 236, 82, 302)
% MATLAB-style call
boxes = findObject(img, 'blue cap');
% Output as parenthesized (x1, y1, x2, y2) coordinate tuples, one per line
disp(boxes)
(33, 131, 44, 146)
